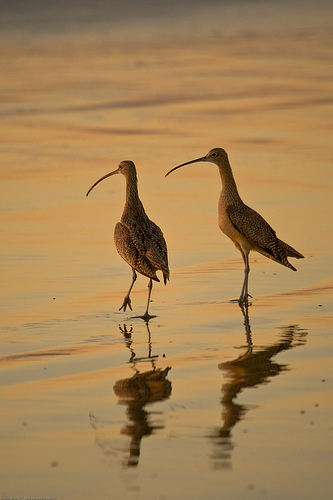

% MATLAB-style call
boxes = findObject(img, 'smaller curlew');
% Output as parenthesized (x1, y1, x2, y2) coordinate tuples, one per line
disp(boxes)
(87, 160, 169, 320)
(165, 148, 304, 303)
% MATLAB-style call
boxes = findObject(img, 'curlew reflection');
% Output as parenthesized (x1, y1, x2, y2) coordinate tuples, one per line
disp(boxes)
(90, 322, 172, 467)
(115, 322, 172, 466)
(119, 321, 159, 365)
(209, 303, 307, 469)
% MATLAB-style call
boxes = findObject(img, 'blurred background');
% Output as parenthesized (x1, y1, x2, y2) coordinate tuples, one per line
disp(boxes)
(1, 1, 333, 499)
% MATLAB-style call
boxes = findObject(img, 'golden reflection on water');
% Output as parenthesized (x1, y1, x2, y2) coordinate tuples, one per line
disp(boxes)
(211, 303, 308, 470)
(1, 5, 333, 499)
(86, 306, 310, 473)
(89, 322, 172, 467)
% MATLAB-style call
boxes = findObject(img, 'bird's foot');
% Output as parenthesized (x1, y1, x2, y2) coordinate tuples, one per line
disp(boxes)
(119, 296, 132, 313)
(229, 294, 253, 305)
(238, 294, 253, 306)
(136, 312, 156, 323)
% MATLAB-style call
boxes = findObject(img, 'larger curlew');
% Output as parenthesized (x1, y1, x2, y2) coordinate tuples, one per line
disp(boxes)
(87, 160, 169, 320)
(165, 148, 304, 303)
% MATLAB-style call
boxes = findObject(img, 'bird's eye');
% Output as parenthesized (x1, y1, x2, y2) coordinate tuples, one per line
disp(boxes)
(211, 152, 217, 157)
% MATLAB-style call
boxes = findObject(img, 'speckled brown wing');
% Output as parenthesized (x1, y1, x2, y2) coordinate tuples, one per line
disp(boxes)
(114, 222, 160, 281)
(121, 210, 151, 255)
(146, 220, 170, 284)
(226, 203, 297, 270)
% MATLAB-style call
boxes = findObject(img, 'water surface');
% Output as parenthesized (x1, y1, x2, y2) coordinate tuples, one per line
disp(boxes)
(1, 1, 333, 499)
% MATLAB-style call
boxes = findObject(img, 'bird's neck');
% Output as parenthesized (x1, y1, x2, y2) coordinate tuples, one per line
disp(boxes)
(218, 161, 242, 206)
(123, 172, 146, 217)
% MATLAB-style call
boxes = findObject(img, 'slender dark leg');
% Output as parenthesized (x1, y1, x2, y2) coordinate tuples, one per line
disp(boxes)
(143, 279, 153, 318)
(141, 278, 155, 321)
(119, 268, 137, 312)
(239, 250, 251, 303)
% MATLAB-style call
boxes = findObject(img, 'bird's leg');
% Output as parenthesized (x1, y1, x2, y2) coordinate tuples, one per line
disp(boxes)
(239, 250, 252, 304)
(119, 268, 137, 312)
(140, 279, 156, 321)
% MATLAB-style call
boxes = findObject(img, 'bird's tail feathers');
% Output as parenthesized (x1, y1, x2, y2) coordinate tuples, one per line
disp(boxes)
(254, 246, 297, 271)
(279, 240, 304, 259)
(163, 270, 170, 285)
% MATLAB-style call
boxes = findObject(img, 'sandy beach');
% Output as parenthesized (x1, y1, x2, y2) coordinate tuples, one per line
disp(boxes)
(1, 1, 333, 499)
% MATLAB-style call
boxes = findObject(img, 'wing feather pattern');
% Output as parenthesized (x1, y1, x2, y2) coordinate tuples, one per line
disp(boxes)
(226, 204, 301, 270)
(114, 222, 160, 281)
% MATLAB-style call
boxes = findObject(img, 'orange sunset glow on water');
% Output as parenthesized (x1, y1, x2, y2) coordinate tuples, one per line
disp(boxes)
(1, 1, 333, 499)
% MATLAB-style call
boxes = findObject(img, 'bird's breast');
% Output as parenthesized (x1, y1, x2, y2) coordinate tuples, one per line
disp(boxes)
(218, 195, 236, 238)
(218, 198, 252, 252)
(218, 209, 239, 240)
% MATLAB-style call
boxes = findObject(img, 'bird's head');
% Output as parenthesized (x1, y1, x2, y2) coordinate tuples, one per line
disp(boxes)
(165, 148, 229, 177)
(117, 160, 136, 176)
(86, 160, 136, 196)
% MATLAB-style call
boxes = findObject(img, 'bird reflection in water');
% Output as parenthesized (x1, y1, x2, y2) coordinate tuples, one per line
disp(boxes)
(90, 322, 171, 467)
(209, 302, 307, 469)
(114, 322, 172, 467)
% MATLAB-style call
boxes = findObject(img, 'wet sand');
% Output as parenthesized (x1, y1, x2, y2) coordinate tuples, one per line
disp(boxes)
(1, 1, 333, 499)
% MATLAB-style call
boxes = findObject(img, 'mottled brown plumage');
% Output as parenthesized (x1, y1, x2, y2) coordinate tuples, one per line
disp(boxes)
(87, 160, 169, 319)
(166, 148, 303, 303)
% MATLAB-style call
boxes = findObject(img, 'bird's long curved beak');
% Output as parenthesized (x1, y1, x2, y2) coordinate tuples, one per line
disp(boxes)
(165, 156, 207, 177)
(86, 168, 119, 196)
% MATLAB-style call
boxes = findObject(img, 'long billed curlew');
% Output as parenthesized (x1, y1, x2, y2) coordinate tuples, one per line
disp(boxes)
(87, 160, 169, 320)
(165, 148, 304, 303)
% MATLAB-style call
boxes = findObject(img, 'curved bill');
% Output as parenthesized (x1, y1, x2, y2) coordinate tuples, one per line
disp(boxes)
(86, 168, 119, 196)
(165, 156, 207, 177)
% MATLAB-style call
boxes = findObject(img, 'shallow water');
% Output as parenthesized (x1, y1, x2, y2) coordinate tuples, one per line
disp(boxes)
(1, 1, 333, 499)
